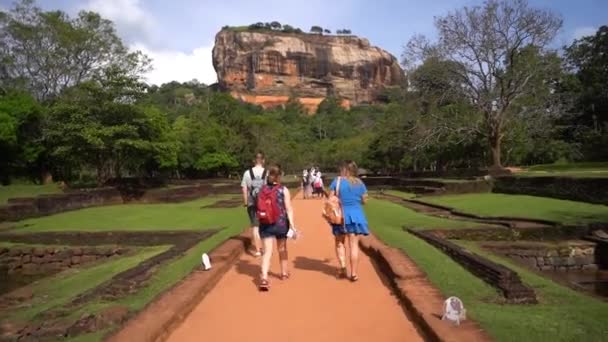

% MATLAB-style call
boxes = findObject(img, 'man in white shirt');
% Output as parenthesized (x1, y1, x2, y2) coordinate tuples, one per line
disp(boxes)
(241, 152, 267, 256)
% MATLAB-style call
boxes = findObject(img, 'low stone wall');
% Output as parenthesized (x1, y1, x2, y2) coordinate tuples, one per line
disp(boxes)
(493, 176, 608, 205)
(363, 176, 492, 195)
(0, 183, 243, 222)
(0, 246, 129, 275)
(0, 187, 123, 222)
(408, 229, 537, 304)
(483, 241, 599, 272)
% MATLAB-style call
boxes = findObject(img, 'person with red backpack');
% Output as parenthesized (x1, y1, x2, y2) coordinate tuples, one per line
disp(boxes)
(256, 164, 295, 291)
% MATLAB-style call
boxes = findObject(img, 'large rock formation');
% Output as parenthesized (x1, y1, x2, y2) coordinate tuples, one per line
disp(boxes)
(212, 28, 404, 112)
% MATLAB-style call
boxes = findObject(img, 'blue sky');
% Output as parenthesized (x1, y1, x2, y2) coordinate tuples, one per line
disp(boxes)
(1, 0, 606, 85)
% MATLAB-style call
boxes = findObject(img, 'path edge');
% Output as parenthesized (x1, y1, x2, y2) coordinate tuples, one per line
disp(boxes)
(360, 233, 493, 342)
(106, 231, 251, 342)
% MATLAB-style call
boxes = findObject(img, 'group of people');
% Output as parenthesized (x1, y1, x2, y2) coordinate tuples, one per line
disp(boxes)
(241, 152, 369, 291)
(302, 167, 324, 199)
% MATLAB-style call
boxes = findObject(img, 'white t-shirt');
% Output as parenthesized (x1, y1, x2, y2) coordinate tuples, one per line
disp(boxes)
(241, 165, 265, 188)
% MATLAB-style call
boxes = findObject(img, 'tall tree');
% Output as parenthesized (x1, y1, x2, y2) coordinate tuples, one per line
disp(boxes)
(0, 0, 150, 101)
(45, 67, 176, 185)
(404, 0, 562, 168)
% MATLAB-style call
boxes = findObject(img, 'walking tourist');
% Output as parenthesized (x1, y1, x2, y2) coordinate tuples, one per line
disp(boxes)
(241, 152, 267, 256)
(257, 165, 296, 291)
(328, 160, 369, 281)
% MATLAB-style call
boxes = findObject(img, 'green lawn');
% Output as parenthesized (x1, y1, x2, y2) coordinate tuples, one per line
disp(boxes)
(0, 183, 62, 204)
(382, 190, 416, 199)
(527, 162, 608, 172)
(15, 195, 244, 232)
(366, 199, 608, 342)
(12, 193, 248, 337)
(420, 193, 608, 224)
(518, 162, 608, 178)
(365, 199, 484, 230)
(4, 245, 169, 322)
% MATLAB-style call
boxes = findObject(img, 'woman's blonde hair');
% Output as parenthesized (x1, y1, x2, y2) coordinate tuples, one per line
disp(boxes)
(267, 164, 282, 184)
(340, 160, 362, 184)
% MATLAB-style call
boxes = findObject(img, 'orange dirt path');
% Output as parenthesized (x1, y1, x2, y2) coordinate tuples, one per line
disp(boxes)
(167, 195, 424, 342)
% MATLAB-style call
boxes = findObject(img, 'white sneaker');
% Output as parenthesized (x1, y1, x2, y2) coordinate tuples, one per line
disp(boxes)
(201, 253, 211, 270)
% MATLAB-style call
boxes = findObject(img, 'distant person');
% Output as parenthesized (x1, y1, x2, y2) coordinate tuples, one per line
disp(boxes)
(313, 169, 324, 198)
(241, 152, 267, 256)
(302, 168, 310, 199)
(329, 160, 369, 281)
(257, 164, 296, 291)
(305, 167, 314, 199)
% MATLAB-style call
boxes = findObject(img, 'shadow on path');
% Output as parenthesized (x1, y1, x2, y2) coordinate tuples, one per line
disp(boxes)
(293, 256, 337, 278)
(234, 259, 282, 287)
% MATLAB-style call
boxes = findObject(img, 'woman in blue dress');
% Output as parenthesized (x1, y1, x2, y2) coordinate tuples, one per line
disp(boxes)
(329, 160, 369, 282)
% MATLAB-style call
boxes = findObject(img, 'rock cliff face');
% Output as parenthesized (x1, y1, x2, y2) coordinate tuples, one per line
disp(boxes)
(212, 29, 404, 112)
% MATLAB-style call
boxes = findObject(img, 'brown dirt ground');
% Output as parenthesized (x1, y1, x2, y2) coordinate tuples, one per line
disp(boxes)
(167, 195, 424, 342)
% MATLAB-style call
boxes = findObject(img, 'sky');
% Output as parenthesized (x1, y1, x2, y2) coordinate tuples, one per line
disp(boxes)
(1, 0, 606, 86)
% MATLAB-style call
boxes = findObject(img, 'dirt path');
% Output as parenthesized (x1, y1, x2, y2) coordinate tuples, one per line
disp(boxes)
(167, 195, 424, 342)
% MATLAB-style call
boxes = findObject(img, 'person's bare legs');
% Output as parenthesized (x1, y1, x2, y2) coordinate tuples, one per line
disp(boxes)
(347, 233, 360, 280)
(335, 234, 347, 277)
(276, 238, 289, 277)
(260, 237, 274, 280)
(252, 226, 262, 255)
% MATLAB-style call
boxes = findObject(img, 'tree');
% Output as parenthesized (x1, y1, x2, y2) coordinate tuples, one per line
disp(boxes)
(282, 24, 295, 33)
(310, 26, 323, 34)
(565, 26, 608, 129)
(45, 67, 176, 185)
(270, 21, 281, 30)
(249, 22, 265, 30)
(404, 0, 562, 168)
(324, 29, 331, 34)
(0, 0, 150, 101)
(0, 91, 44, 183)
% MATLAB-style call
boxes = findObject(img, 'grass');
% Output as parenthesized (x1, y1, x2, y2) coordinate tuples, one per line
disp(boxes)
(14, 195, 244, 232)
(0, 183, 62, 204)
(420, 193, 608, 224)
(365, 199, 484, 230)
(518, 162, 608, 178)
(527, 162, 608, 172)
(366, 198, 608, 342)
(61, 203, 248, 334)
(4, 245, 170, 322)
(382, 190, 416, 199)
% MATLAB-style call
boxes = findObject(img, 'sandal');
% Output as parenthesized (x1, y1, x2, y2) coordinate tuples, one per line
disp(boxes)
(350, 275, 359, 282)
(259, 279, 270, 291)
(337, 267, 347, 279)
(280, 272, 290, 280)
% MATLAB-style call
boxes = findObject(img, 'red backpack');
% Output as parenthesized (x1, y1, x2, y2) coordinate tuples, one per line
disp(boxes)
(256, 185, 281, 225)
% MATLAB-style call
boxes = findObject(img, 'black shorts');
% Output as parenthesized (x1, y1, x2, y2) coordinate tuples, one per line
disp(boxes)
(259, 223, 289, 239)
(247, 205, 259, 226)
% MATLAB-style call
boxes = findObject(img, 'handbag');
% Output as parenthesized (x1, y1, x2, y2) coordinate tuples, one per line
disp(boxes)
(322, 177, 344, 225)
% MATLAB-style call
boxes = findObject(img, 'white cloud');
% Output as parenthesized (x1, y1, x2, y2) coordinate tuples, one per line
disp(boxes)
(82, 0, 216, 86)
(83, 0, 155, 44)
(132, 43, 217, 86)
(572, 26, 597, 40)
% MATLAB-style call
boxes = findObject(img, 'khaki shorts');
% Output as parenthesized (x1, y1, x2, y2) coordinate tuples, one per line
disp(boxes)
(247, 205, 259, 226)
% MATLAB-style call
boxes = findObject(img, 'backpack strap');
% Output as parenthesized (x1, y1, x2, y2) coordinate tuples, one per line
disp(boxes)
(261, 168, 267, 180)
(249, 168, 255, 181)
(336, 177, 341, 197)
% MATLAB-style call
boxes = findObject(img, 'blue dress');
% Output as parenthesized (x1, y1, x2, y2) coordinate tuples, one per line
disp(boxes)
(329, 178, 369, 236)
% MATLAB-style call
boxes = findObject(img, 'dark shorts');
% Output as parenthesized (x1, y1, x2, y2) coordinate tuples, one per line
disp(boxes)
(259, 223, 288, 239)
(247, 205, 259, 226)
